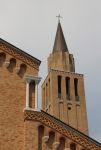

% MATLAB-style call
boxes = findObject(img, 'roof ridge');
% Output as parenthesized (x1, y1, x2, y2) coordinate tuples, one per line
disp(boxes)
(0, 38, 41, 69)
(0, 38, 41, 64)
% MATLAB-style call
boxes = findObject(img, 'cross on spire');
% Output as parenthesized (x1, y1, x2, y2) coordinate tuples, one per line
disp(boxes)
(56, 14, 62, 22)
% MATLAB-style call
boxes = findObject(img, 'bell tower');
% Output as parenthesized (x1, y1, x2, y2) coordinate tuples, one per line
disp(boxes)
(42, 21, 88, 135)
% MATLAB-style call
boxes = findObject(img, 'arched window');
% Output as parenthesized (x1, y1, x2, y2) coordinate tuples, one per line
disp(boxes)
(0, 52, 6, 67)
(38, 125, 44, 150)
(70, 143, 76, 150)
(48, 78, 50, 102)
(29, 81, 35, 108)
(66, 77, 70, 100)
(74, 78, 78, 96)
(8, 58, 16, 72)
(74, 78, 79, 101)
(69, 55, 72, 65)
(58, 75, 62, 99)
(42, 87, 45, 110)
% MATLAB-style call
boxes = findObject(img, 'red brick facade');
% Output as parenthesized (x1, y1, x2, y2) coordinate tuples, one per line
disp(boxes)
(0, 39, 40, 150)
(0, 21, 101, 150)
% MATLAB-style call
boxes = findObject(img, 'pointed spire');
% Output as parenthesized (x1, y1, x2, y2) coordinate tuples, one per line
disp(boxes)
(53, 21, 68, 53)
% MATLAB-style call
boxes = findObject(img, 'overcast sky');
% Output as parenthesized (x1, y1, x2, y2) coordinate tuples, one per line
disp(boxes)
(0, 0, 101, 143)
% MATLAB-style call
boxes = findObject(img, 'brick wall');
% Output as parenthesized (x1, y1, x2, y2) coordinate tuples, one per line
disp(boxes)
(0, 51, 39, 150)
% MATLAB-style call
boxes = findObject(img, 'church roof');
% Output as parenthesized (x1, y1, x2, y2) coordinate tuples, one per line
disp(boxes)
(0, 38, 41, 69)
(24, 110, 101, 150)
(53, 21, 68, 53)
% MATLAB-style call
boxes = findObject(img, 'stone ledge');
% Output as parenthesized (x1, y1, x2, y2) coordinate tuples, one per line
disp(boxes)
(23, 107, 41, 112)
(42, 136, 49, 143)
(53, 142, 60, 149)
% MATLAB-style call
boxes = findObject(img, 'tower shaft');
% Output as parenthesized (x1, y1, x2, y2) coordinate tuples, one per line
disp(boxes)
(42, 22, 88, 135)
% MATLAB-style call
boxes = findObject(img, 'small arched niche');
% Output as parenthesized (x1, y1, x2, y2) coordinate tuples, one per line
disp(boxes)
(70, 143, 76, 150)
(0, 52, 6, 67)
(58, 137, 65, 150)
(38, 125, 44, 150)
(18, 63, 27, 77)
(48, 131, 55, 149)
(8, 58, 16, 72)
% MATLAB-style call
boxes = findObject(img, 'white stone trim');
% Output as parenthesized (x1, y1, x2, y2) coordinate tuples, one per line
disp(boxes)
(23, 107, 41, 112)
(26, 80, 30, 109)
(35, 83, 38, 109)
(24, 74, 41, 84)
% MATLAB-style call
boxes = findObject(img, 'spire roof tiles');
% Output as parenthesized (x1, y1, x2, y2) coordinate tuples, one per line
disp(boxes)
(53, 22, 68, 53)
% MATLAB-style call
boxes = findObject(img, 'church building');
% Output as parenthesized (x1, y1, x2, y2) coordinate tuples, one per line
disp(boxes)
(0, 21, 101, 150)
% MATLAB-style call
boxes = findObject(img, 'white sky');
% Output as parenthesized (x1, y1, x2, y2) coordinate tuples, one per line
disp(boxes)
(0, 0, 101, 142)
